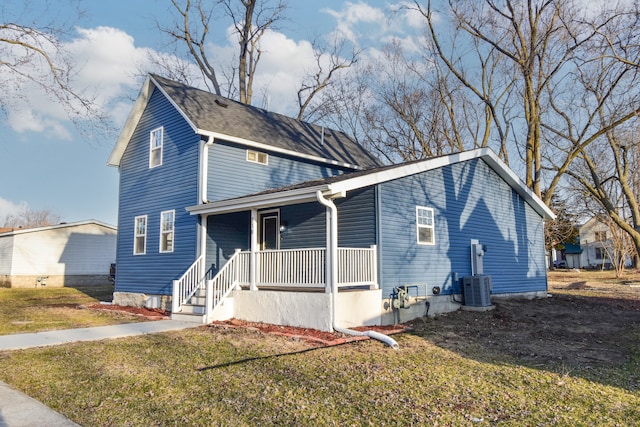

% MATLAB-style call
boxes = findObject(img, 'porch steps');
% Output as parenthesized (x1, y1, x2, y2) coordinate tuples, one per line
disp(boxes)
(171, 288, 207, 324)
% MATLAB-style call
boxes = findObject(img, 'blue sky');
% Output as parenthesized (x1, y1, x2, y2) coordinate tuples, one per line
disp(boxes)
(0, 0, 423, 226)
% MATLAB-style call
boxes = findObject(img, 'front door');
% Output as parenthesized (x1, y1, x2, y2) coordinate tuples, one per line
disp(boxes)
(260, 211, 280, 250)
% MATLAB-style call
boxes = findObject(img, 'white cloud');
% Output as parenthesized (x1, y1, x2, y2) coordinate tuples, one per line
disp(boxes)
(0, 197, 27, 222)
(322, 1, 388, 44)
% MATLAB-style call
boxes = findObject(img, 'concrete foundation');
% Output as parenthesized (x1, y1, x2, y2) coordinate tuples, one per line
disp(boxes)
(113, 292, 172, 310)
(116, 289, 548, 330)
(227, 288, 383, 332)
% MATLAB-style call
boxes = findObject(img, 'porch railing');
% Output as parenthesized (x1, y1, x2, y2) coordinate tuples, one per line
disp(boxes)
(338, 245, 377, 287)
(256, 247, 326, 287)
(235, 245, 377, 289)
(173, 246, 378, 316)
(172, 255, 204, 313)
(206, 249, 245, 317)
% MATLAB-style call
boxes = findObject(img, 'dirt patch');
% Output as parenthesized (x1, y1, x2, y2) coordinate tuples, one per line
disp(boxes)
(410, 272, 640, 371)
(85, 304, 170, 320)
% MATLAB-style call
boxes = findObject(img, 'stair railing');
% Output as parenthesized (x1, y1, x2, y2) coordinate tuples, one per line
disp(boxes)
(205, 249, 243, 322)
(172, 255, 204, 314)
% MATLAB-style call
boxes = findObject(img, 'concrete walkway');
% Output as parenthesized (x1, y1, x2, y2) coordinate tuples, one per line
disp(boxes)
(0, 320, 199, 426)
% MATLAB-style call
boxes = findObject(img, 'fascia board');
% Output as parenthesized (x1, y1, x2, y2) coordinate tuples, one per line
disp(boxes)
(198, 130, 362, 171)
(186, 185, 331, 215)
(327, 149, 486, 194)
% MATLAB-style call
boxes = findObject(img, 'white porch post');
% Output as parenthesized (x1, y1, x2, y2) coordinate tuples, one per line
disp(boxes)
(250, 208, 258, 291)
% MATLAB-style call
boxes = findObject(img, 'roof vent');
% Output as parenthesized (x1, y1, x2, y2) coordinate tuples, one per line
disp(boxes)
(215, 99, 228, 108)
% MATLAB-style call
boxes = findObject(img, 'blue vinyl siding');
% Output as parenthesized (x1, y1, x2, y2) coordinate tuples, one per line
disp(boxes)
(280, 203, 326, 249)
(336, 187, 376, 248)
(206, 141, 352, 201)
(378, 158, 547, 298)
(206, 212, 250, 275)
(114, 88, 200, 296)
(277, 187, 376, 250)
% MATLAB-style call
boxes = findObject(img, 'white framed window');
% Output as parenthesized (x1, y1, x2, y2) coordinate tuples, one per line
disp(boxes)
(247, 149, 268, 165)
(134, 215, 147, 255)
(416, 206, 435, 245)
(160, 210, 175, 253)
(149, 127, 164, 168)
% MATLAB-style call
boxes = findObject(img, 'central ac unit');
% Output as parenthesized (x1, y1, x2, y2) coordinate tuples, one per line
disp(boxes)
(462, 275, 492, 307)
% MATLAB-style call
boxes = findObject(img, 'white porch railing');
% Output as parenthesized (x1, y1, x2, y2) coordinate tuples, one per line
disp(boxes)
(256, 247, 326, 287)
(173, 246, 378, 318)
(235, 246, 377, 289)
(172, 255, 204, 314)
(207, 249, 245, 312)
(338, 246, 377, 287)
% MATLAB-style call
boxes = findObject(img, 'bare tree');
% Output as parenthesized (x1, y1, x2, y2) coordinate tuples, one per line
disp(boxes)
(296, 35, 359, 122)
(160, 0, 286, 104)
(544, 193, 579, 269)
(414, 0, 598, 198)
(2, 207, 60, 229)
(0, 1, 106, 134)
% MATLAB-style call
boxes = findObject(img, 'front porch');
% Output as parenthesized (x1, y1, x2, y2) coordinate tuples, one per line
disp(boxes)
(171, 246, 381, 331)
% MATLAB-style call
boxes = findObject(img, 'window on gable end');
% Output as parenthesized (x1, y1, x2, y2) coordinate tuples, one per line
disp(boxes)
(149, 127, 164, 168)
(416, 206, 435, 245)
(134, 215, 147, 255)
(160, 210, 175, 253)
(247, 149, 268, 165)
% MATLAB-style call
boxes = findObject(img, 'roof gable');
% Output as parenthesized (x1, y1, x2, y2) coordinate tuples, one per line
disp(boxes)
(188, 148, 556, 220)
(108, 74, 382, 169)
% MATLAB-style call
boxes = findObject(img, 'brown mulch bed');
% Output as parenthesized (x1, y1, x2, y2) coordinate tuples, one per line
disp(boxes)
(85, 305, 408, 346)
(209, 319, 409, 346)
(85, 304, 170, 320)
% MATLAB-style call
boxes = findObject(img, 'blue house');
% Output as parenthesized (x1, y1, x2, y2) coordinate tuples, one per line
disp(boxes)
(108, 74, 555, 331)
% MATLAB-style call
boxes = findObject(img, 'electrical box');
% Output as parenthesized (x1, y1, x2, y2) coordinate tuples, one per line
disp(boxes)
(462, 275, 492, 307)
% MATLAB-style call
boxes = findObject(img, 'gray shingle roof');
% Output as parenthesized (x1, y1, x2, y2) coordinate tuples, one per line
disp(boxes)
(150, 74, 382, 169)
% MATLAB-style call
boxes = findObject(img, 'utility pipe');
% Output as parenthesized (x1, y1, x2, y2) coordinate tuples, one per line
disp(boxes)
(316, 191, 399, 350)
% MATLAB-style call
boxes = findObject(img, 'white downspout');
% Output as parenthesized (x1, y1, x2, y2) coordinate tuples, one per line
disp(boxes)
(198, 136, 214, 259)
(316, 191, 399, 350)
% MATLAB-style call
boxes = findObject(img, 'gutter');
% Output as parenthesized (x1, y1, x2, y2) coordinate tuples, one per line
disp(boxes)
(315, 191, 399, 350)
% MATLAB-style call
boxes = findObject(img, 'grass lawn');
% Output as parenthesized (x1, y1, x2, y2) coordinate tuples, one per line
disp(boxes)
(0, 271, 638, 425)
(0, 285, 150, 335)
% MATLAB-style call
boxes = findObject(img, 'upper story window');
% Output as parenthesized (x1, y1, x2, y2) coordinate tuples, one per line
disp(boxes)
(149, 127, 164, 168)
(134, 215, 147, 255)
(247, 149, 268, 165)
(416, 206, 435, 245)
(160, 210, 175, 253)
(594, 230, 607, 241)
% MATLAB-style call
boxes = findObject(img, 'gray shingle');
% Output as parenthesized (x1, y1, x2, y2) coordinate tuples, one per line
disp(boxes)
(151, 74, 382, 169)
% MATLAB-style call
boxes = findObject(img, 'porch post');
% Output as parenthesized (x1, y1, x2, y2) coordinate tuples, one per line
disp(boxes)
(250, 208, 258, 291)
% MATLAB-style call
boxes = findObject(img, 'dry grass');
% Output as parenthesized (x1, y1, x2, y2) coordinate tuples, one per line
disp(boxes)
(0, 285, 150, 335)
(0, 271, 638, 425)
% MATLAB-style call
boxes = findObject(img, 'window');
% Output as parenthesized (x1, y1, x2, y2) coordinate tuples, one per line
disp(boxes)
(134, 215, 147, 255)
(595, 247, 606, 259)
(594, 231, 607, 241)
(416, 206, 435, 245)
(160, 210, 175, 253)
(149, 127, 163, 168)
(247, 149, 268, 164)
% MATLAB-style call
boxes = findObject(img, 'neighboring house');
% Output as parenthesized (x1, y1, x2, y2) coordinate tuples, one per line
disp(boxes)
(559, 243, 582, 269)
(578, 216, 631, 269)
(0, 220, 117, 288)
(108, 74, 555, 331)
